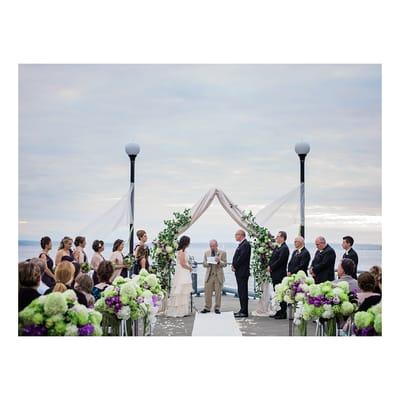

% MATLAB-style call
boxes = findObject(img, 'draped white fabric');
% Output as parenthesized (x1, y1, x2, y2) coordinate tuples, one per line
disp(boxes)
(177, 188, 253, 236)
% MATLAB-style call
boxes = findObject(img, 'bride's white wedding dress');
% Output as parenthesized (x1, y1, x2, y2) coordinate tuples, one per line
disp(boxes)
(166, 250, 192, 317)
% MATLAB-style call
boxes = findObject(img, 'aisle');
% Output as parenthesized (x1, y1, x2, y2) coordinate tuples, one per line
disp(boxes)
(191, 311, 242, 336)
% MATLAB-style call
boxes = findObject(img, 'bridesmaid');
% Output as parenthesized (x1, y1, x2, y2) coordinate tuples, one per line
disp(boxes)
(90, 239, 105, 285)
(73, 236, 88, 264)
(55, 236, 74, 265)
(38, 236, 56, 288)
(110, 239, 129, 280)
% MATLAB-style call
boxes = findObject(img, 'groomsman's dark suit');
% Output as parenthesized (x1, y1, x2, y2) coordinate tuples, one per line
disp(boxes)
(269, 242, 290, 317)
(232, 239, 251, 316)
(343, 247, 358, 279)
(288, 247, 311, 275)
(311, 244, 336, 284)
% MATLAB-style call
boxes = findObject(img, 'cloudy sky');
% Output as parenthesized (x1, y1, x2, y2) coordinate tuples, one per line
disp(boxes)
(19, 64, 381, 244)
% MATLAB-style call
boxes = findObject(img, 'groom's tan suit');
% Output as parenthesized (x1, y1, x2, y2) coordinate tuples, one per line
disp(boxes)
(203, 249, 227, 311)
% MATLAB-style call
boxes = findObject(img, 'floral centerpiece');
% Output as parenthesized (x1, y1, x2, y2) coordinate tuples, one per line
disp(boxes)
(295, 280, 358, 336)
(94, 269, 164, 335)
(353, 303, 382, 336)
(19, 290, 103, 336)
(241, 211, 275, 297)
(272, 270, 315, 335)
(151, 209, 191, 291)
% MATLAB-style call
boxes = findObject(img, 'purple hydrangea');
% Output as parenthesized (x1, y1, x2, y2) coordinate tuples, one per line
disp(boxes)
(22, 324, 48, 336)
(78, 323, 95, 336)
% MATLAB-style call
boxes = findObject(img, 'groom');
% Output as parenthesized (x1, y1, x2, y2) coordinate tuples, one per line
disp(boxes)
(232, 229, 251, 318)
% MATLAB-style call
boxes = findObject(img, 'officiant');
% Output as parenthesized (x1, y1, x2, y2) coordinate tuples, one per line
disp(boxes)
(200, 240, 227, 314)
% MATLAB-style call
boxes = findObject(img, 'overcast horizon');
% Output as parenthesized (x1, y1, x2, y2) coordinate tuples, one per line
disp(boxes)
(19, 64, 381, 245)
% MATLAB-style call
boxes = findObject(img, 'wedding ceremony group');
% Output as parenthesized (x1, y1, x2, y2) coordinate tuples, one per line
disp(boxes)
(18, 224, 382, 336)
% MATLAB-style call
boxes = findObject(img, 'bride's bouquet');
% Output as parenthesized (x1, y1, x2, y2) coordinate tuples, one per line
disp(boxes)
(19, 290, 103, 336)
(353, 303, 382, 336)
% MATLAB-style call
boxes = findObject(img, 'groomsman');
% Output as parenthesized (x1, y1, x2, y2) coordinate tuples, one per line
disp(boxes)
(342, 236, 358, 279)
(310, 236, 336, 283)
(232, 229, 251, 318)
(267, 231, 290, 319)
(287, 236, 311, 275)
(200, 240, 227, 314)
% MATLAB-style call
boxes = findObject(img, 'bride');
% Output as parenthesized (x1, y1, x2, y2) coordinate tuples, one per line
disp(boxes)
(166, 235, 193, 317)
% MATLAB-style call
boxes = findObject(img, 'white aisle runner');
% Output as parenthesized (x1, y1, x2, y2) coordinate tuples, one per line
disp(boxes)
(191, 311, 242, 336)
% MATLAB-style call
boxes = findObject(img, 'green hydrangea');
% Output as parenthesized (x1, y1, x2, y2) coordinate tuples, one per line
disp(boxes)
(354, 311, 373, 328)
(340, 301, 354, 316)
(43, 292, 68, 316)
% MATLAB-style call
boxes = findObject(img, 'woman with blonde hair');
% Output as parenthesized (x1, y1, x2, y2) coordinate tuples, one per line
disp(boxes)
(55, 236, 75, 265)
(45, 261, 87, 306)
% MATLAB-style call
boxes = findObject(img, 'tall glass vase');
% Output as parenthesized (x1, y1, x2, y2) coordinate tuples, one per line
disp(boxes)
(325, 318, 337, 336)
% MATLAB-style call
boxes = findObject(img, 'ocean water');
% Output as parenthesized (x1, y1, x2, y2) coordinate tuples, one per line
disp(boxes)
(19, 241, 382, 290)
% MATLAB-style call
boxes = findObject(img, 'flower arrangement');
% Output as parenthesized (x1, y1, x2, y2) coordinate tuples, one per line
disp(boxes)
(94, 269, 164, 335)
(241, 211, 275, 297)
(353, 303, 382, 336)
(19, 290, 103, 336)
(151, 209, 191, 291)
(295, 280, 358, 336)
(80, 262, 91, 273)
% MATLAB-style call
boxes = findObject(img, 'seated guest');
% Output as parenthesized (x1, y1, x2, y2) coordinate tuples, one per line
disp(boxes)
(28, 257, 49, 295)
(333, 259, 360, 292)
(45, 261, 87, 306)
(369, 265, 382, 295)
(92, 261, 114, 301)
(38, 236, 56, 288)
(342, 235, 359, 278)
(18, 261, 41, 311)
(310, 236, 336, 283)
(90, 239, 106, 284)
(357, 272, 381, 311)
(75, 274, 95, 308)
(287, 236, 310, 276)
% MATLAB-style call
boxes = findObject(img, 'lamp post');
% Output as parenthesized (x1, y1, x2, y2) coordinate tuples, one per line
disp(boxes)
(295, 142, 310, 239)
(125, 142, 141, 255)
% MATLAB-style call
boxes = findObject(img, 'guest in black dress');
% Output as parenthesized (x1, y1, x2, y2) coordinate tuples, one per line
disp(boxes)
(342, 236, 359, 278)
(44, 261, 87, 306)
(55, 236, 81, 284)
(74, 236, 88, 264)
(90, 240, 106, 285)
(92, 261, 114, 301)
(18, 261, 41, 311)
(133, 230, 150, 275)
(38, 236, 56, 288)
(357, 272, 381, 311)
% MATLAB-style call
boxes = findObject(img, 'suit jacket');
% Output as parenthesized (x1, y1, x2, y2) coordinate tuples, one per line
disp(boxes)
(288, 247, 311, 275)
(311, 244, 336, 283)
(269, 242, 290, 284)
(343, 247, 358, 278)
(232, 239, 251, 279)
(203, 249, 227, 285)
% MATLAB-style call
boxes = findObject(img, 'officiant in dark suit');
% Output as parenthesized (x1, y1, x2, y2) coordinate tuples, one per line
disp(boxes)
(268, 231, 290, 319)
(232, 229, 251, 318)
(310, 236, 336, 283)
(288, 236, 311, 275)
(342, 236, 359, 278)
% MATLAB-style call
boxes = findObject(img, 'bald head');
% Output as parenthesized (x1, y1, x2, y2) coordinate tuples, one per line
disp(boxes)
(235, 229, 246, 242)
(209, 239, 218, 252)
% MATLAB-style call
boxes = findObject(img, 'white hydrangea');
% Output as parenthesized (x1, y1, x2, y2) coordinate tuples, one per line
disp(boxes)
(117, 306, 131, 320)
(65, 323, 79, 336)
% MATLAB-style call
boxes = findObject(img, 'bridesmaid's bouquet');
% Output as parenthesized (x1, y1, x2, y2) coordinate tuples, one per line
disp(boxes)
(80, 262, 91, 273)
(353, 303, 382, 336)
(19, 290, 103, 336)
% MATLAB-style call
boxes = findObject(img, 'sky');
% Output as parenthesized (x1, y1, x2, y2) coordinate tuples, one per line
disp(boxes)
(18, 64, 381, 245)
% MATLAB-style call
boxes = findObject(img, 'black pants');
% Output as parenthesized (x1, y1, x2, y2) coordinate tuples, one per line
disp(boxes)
(273, 281, 287, 316)
(235, 274, 249, 314)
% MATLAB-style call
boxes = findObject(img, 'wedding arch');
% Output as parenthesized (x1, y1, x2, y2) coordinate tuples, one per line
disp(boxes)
(151, 188, 276, 297)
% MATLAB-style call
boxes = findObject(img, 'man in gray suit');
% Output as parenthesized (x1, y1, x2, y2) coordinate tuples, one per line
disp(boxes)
(200, 240, 227, 314)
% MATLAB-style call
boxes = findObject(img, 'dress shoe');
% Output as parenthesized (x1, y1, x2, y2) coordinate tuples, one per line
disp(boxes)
(200, 309, 210, 313)
(215, 309, 221, 314)
(234, 312, 248, 318)
(269, 314, 277, 318)
(274, 314, 287, 320)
